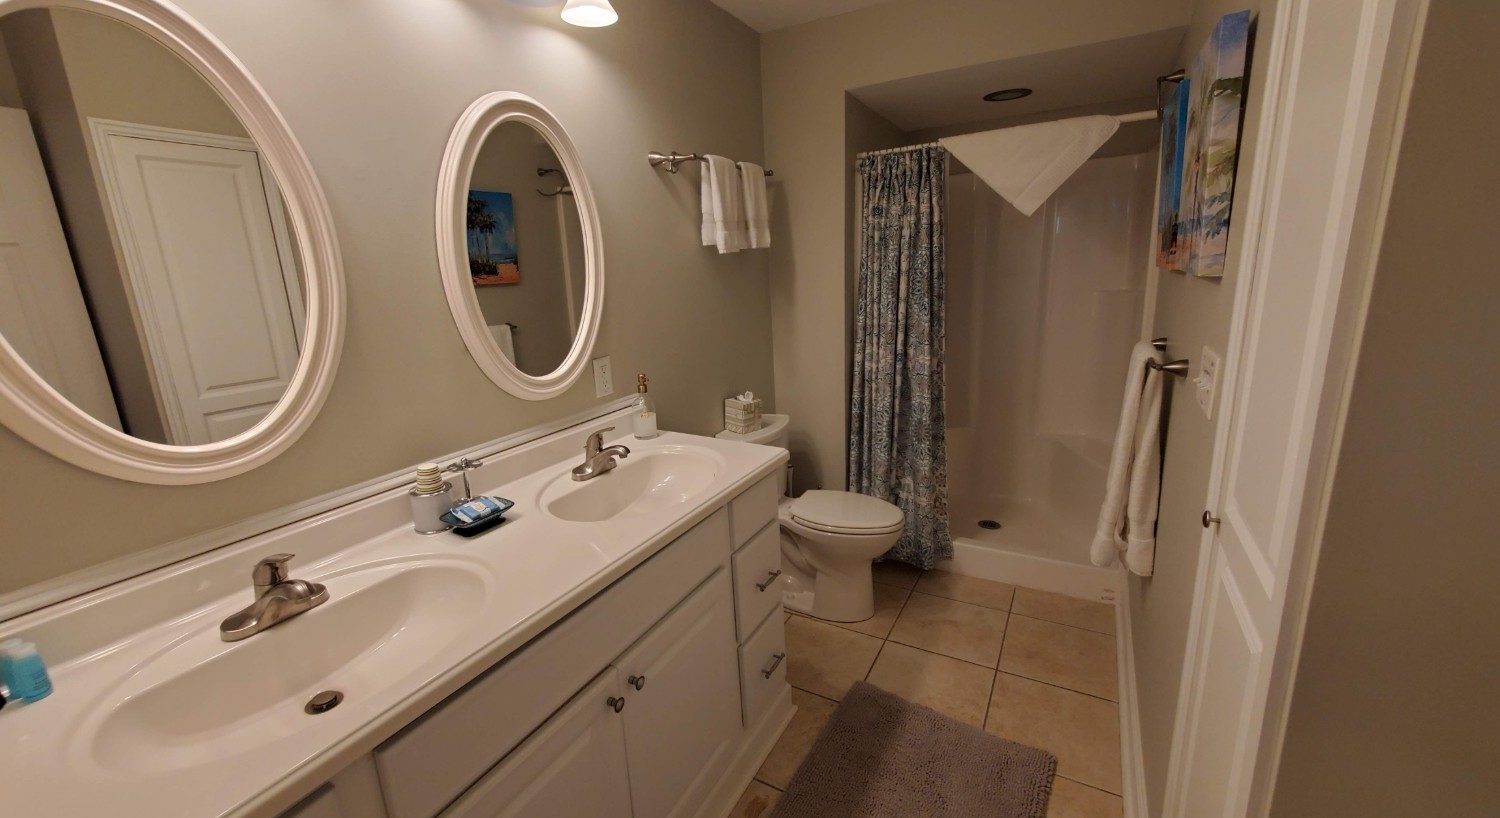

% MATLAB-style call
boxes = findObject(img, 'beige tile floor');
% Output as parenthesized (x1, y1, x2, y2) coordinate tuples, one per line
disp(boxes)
(728, 565, 1123, 818)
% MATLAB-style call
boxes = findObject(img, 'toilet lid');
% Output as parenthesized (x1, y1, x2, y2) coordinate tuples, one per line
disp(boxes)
(790, 491, 904, 535)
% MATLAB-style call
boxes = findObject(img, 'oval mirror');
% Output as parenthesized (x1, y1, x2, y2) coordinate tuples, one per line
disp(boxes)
(0, 0, 343, 483)
(437, 92, 602, 401)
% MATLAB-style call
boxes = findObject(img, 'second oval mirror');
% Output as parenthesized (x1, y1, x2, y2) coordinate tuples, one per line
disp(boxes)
(437, 93, 602, 400)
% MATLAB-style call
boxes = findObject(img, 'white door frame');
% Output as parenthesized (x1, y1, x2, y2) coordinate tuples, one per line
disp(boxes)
(1160, 1, 1427, 816)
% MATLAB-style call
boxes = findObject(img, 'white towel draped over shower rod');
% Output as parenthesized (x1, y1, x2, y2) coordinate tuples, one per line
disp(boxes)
(855, 109, 1157, 161)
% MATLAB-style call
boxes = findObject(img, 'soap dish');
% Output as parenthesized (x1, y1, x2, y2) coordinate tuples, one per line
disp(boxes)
(440, 496, 514, 538)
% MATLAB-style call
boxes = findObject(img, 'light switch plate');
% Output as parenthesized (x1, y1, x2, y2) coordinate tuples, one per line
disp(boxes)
(592, 356, 613, 397)
(1196, 346, 1221, 419)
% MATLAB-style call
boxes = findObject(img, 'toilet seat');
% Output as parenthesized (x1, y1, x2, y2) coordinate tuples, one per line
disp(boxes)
(789, 491, 904, 536)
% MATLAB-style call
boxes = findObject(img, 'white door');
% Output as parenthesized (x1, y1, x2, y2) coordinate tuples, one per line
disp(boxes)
(1164, 2, 1413, 815)
(441, 670, 634, 818)
(0, 107, 121, 430)
(617, 571, 741, 818)
(92, 120, 304, 444)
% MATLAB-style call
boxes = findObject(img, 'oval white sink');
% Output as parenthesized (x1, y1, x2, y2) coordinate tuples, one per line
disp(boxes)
(543, 446, 721, 523)
(84, 559, 489, 774)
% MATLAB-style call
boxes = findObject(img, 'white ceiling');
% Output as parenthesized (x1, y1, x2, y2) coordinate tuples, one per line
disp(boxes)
(709, 0, 899, 33)
(850, 27, 1187, 133)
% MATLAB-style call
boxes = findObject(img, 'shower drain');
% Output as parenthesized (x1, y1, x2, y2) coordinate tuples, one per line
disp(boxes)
(978, 519, 1002, 530)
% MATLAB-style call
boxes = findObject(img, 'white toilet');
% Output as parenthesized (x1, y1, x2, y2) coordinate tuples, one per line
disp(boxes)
(717, 414, 906, 622)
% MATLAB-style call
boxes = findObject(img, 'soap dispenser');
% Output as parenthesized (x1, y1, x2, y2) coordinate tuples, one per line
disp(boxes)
(632, 373, 659, 439)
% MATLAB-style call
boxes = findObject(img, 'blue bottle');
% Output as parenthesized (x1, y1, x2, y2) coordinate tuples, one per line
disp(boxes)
(0, 638, 53, 703)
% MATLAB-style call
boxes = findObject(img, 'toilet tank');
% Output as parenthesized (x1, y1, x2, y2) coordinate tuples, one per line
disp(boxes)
(716, 414, 791, 494)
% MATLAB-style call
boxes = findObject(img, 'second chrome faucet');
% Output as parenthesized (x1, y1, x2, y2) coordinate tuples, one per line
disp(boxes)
(572, 426, 630, 481)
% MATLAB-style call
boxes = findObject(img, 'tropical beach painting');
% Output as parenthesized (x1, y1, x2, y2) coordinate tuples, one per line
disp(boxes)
(1178, 9, 1250, 278)
(467, 190, 519, 286)
(1155, 76, 1191, 270)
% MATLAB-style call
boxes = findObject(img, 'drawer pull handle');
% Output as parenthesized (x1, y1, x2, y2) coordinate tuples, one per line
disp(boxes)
(755, 570, 783, 592)
(628, 675, 646, 691)
(761, 652, 786, 679)
(607, 696, 626, 713)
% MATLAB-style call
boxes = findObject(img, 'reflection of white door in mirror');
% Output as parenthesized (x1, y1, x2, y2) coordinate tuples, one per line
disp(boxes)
(0, 106, 122, 430)
(91, 120, 304, 445)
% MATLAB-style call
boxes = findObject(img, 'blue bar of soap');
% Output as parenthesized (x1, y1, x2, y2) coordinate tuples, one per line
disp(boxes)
(450, 496, 503, 524)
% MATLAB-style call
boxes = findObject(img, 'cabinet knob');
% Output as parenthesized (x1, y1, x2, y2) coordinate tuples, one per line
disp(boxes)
(607, 696, 625, 713)
(761, 652, 786, 679)
(1202, 510, 1222, 528)
(628, 675, 646, 691)
(755, 569, 783, 592)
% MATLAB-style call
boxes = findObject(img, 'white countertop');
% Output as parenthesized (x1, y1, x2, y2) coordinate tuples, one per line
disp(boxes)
(0, 419, 786, 817)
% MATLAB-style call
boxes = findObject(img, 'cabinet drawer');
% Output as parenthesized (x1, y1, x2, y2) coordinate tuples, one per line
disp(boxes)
(729, 473, 779, 548)
(731, 522, 782, 642)
(737, 610, 788, 729)
(376, 508, 729, 818)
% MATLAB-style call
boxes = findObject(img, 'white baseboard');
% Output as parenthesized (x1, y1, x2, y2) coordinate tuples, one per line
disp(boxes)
(939, 537, 1123, 603)
(1116, 589, 1149, 818)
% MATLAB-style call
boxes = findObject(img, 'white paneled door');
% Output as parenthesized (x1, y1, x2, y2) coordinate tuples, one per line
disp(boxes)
(92, 120, 304, 445)
(0, 107, 121, 430)
(1165, 1, 1417, 816)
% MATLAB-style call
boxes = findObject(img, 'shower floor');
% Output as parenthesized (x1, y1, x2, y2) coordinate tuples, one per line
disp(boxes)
(947, 494, 1096, 565)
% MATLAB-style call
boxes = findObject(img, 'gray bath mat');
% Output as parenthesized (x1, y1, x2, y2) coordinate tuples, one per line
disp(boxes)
(770, 681, 1056, 818)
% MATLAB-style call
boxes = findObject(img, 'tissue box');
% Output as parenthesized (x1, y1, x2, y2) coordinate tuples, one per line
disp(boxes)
(724, 395, 763, 433)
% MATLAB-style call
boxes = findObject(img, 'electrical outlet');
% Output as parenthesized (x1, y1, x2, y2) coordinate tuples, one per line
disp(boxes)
(1196, 346, 1221, 419)
(592, 356, 613, 397)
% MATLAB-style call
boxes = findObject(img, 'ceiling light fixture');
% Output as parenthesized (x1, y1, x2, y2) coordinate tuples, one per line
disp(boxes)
(561, 0, 618, 27)
(983, 88, 1033, 102)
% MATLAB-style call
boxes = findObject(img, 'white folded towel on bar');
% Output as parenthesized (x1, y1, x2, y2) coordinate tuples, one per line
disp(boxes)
(738, 161, 770, 249)
(700, 154, 746, 253)
(1091, 340, 1166, 576)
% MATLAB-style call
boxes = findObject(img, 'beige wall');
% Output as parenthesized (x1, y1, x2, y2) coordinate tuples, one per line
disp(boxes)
(761, 0, 1192, 492)
(1269, 3, 1500, 814)
(1124, 0, 1262, 812)
(0, 0, 774, 600)
(470, 124, 579, 376)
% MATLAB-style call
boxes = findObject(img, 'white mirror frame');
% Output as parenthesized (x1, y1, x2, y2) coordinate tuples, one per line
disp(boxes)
(436, 92, 604, 401)
(0, 0, 345, 484)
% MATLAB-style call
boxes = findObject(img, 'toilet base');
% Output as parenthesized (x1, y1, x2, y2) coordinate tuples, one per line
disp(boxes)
(778, 556, 876, 623)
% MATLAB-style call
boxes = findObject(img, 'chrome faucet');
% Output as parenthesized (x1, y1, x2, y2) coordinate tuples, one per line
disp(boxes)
(220, 553, 329, 642)
(572, 426, 630, 481)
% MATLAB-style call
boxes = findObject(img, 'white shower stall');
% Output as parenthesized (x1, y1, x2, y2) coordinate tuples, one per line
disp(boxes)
(944, 152, 1155, 567)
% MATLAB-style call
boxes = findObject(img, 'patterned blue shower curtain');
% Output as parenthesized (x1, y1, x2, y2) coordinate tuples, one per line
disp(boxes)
(849, 145, 951, 569)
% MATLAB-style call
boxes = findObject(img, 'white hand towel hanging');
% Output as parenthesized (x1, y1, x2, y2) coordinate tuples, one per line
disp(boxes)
(1091, 341, 1166, 576)
(700, 154, 747, 253)
(738, 161, 771, 249)
(940, 115, 1120, 216)
(487, 323, 516, 364)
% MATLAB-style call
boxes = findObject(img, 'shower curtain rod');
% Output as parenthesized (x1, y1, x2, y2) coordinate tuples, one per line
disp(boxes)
(856, 109, 1156, 159)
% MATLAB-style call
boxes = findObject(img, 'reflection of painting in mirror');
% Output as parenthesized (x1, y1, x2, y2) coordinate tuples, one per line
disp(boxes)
(467, 190, 520, 286)
(0, 7, 304, 445)
(468, 121, 586, 377)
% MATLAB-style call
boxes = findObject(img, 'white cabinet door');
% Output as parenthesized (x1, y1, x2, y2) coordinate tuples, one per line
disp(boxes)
(442, 670, 633, 818)
(616, 570, 741, 818)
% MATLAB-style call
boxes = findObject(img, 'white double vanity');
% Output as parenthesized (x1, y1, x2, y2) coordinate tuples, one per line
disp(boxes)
(1, 408, 793, 817)
(0, 2, 792, 815)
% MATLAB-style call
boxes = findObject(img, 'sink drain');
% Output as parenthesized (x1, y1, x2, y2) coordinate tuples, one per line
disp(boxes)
(978, 519, 1002, 530)
(305, 690, 344, 715)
